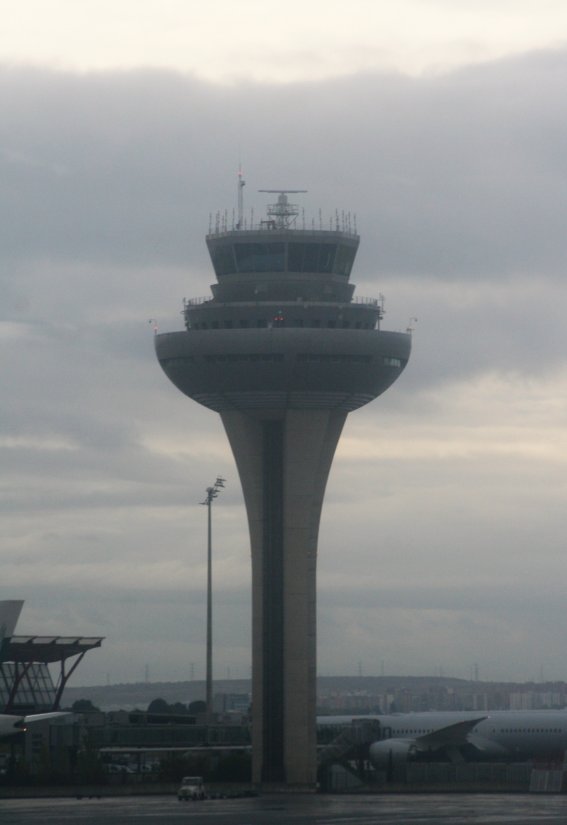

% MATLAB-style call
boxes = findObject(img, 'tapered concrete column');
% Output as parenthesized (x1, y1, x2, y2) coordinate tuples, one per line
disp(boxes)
(221, 409, 346, 788)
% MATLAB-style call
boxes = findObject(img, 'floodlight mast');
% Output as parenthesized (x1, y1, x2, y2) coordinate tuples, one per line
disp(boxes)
(200, 476, 226, 722)
(237, 166, 245, 229)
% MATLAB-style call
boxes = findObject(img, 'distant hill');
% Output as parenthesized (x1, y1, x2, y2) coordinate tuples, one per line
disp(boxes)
(63, 674, 488, 711)
(63, 678, 244, 710)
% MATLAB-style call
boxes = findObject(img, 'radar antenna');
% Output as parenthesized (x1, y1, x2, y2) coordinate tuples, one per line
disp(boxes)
(258, 189, 307, 229)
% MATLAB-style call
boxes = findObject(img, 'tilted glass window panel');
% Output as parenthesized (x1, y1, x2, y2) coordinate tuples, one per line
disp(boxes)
(318, 244, 337, 273)
(235, 243, 285, 272)
(234, 243, 255, 271)
(211, 244, 237, 276)
(258, 243, 285, 272)
(335, 244, 356, 276)
(303, 243, 319, 272)
(287, 242, 305, 272)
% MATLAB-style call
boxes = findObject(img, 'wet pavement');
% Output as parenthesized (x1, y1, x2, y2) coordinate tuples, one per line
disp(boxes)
(2, 793, 567, 824)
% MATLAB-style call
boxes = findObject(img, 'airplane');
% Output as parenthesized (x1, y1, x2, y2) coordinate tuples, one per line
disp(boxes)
(0, 600, 69, 736)
(317, 710, 567, 768)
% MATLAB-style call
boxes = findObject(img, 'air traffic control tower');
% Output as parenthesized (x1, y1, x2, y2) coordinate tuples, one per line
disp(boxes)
(155, 185, 411, 789)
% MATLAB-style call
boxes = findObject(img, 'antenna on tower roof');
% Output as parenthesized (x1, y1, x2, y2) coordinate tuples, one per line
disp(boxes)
(258, 189, 308, 229)
(236, 164, 246, 230)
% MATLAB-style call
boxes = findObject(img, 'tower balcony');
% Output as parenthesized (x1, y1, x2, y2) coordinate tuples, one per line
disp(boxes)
(155, 326, 410, 414)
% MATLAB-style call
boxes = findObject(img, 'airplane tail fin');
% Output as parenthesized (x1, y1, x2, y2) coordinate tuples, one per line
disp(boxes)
(0, 600, 24, 651)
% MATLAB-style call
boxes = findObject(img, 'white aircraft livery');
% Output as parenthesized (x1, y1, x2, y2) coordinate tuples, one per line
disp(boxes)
(0, 600, 24, 649)
(318, 711, 567, 766)
(0, 712, 70, 737)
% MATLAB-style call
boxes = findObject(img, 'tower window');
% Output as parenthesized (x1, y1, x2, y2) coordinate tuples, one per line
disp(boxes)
(234, 242, 285, 272)
(287, 242, 338, 274)
(318, 244, 337, 273)
(210, 244, 237, 276)
(298, 353, 371, 363)
(335, 244, 356, 276)
(303, 243, 319, 271)
(287, 242, 305, 271)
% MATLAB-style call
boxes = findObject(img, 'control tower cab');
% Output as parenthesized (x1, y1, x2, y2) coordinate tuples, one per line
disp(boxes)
(155, 187, 411, 789)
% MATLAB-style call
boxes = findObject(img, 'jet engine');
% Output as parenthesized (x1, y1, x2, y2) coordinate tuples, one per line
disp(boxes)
(369, 738, 416, 768)
(0, 716, 25, 736)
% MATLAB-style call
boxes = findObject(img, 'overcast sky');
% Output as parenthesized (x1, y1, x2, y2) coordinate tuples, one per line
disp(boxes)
(2, 2, 567, 690)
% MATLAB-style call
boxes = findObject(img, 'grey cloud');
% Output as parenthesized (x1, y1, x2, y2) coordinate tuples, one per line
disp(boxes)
(1, 51, 567, 277)
(319, 584, 567, 616)
(2, 51, 567, 684)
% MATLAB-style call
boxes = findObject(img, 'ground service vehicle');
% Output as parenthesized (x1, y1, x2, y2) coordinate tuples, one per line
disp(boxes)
(177, 776, 206, 801)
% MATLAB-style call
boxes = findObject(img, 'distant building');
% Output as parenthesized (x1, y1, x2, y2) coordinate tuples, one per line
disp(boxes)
(213, 692, 251, 717)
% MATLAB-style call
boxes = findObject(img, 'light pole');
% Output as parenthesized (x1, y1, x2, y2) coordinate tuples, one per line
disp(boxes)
(201, 476, 225, 722)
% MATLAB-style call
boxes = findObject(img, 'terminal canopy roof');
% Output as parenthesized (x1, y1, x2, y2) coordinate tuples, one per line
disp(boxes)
(1, 636, 104, 712)
(2, 636, 103, 664)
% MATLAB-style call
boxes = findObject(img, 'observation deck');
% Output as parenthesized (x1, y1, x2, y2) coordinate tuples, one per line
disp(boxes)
(157, 191, 410, 414)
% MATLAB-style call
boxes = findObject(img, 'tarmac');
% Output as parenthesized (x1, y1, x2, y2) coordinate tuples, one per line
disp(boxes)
(3, 793, 567, 824)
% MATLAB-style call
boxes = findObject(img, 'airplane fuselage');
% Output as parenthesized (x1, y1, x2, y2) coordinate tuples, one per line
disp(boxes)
(318, 710, 567, 763)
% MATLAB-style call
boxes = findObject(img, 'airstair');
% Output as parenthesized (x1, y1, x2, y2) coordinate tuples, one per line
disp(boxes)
(318, 719, 382, 768)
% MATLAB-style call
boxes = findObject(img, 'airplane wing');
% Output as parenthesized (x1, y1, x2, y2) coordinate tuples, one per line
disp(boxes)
(23, 712, 71, 725)
(415, 717, 487, 750)
(0, 712, 71, 737)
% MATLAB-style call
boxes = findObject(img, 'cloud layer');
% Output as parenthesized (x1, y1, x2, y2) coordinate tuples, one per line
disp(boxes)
(1, 50, 566, 685)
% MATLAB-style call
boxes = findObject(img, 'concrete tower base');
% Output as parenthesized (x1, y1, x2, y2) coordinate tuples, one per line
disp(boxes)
(221, 409, 346, 787)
